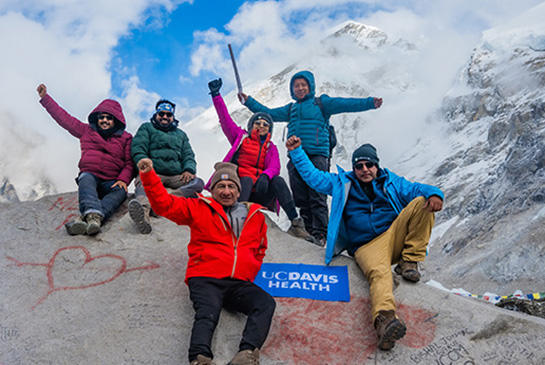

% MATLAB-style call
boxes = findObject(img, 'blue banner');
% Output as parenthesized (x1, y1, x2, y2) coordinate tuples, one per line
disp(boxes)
(254, 263, 350, 302)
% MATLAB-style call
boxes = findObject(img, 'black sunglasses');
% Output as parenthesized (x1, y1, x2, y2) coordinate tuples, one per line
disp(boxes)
(158, 111, 173, 118)
(354, 161, 376, 170)
(97, 114, 113, 121)
(253, 120, 270, 127)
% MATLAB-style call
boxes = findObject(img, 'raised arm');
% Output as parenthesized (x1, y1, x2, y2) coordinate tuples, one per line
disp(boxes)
(37, 83, 87, 138)
(209, 78, 245, 144)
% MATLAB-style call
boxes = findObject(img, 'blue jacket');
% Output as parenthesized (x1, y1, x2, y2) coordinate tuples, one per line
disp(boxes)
(245, 70, 377, 157)
(289, 146, 444, 264)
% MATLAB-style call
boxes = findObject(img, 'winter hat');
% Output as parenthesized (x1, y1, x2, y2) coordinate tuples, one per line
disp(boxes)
(210, 162, 241, 191)
(352, 143, 380, 166)
(247, 112, 274, 133)
(156, 102, 175, 114)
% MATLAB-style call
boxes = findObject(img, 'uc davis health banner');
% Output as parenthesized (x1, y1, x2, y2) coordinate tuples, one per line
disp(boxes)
(254, 263, 350, 302)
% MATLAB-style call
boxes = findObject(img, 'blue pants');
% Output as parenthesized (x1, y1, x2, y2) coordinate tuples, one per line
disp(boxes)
(77, 172, 127, 220)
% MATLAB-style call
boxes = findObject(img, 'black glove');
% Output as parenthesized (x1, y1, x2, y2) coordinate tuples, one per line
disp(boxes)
(208, 78, 222, 97)
(253, 174, 269, 195)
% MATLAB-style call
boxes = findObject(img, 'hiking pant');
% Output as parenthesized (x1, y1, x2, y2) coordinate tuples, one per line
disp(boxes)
(353, 197, 435, 321)
(187, 277, 276, 362)
(239, 175, 298, 221)
(77, 172, 127, 221)
(134, 174, 204, 214)
(287, 155, 329, 237)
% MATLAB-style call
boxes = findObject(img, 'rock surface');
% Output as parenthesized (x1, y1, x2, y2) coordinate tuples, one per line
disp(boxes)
(1, 193, 545, 364)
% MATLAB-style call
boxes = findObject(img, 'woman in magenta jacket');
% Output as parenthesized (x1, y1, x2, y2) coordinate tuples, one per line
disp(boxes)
(37, 84, 134, 236)
(206, 78, 313, 241)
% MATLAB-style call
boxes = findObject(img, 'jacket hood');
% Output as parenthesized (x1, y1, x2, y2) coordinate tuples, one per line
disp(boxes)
(88, 99, 127, 132)
(290, 70, 316, 102)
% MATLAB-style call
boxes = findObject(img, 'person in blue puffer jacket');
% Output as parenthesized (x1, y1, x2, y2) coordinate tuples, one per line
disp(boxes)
(239, 70, 382, 246)
(286, 135, 444, 352)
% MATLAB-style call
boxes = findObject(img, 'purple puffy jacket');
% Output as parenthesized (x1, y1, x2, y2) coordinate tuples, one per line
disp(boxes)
(40, 94, 135, 184)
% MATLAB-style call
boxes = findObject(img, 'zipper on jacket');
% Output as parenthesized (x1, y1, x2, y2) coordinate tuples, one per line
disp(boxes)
(230, 207, 262, 278)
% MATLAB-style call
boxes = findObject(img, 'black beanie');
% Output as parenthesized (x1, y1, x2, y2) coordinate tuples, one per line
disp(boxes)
(352, 143, 379, 166)
(247, 112, 274, 133)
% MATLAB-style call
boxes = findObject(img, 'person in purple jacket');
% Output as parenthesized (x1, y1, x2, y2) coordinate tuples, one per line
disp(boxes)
(206, 78, 312, 241)
(37, 84, 135, 236)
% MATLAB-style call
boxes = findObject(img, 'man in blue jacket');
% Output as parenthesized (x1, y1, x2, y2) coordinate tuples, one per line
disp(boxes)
(239, 71, 382, 246)
(286, 136, 444, 351)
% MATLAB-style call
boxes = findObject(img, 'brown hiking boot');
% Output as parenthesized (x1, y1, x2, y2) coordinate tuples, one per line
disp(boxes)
(287, 217, 314, 241)
(189, 354, 216, 365)
(374, 310, 407, 350)
(129, 199, 152, 234)
(227, 348, 260, 365)
(84, 213, 103, 236)
(65, 216, 88, 236)
(394, 259, 421, 282)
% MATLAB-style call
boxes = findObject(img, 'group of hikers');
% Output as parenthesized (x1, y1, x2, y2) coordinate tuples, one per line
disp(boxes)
(37, 69, 444, 365)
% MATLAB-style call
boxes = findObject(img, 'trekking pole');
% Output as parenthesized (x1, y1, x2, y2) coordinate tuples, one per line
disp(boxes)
(228, 44, 243, 94)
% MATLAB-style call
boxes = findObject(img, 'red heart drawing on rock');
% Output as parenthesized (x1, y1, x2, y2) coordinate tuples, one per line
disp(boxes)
(47, 246, 127, 291)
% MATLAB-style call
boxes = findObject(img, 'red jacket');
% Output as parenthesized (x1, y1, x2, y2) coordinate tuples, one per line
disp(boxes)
(140, 169, 268, 284)
(40, 94, 135, 184)
(237, 129, 271, 183)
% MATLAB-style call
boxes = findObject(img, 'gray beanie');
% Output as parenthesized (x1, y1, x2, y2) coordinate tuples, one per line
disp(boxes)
(247, 112, 274, 133)
(352, 143, 380, 166)
(210, 162, 241, 191)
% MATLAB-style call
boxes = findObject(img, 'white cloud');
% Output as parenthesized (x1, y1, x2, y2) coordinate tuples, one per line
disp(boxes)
(0, 0, 182, 197)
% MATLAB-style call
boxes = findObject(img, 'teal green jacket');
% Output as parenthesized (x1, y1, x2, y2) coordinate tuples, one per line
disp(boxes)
(245, 70, 378, 157)
(131, 122, 197, 176)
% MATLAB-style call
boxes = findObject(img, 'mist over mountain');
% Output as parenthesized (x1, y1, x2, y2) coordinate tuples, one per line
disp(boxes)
(3, 6, 545, 297)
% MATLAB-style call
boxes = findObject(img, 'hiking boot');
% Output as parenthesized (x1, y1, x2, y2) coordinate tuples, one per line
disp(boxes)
(65, 216, 88, 236)
(228, 348, 260, 365)
(374, 310, 407, 350)
(394, 259, 421, 282)
(129, 199, 152, 234)
(287, 217, 314, 241)
(189, 354, 216, 365)
(312, 233, 326, 247)
(84, 213, 103, 235)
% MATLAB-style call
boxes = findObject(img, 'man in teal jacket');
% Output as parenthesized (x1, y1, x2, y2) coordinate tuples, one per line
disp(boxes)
(129, 99, 204, 234)
(286, 136, 444, 351)
(239, 70, 382, 246)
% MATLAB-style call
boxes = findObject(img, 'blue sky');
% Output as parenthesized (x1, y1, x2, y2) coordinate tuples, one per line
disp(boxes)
(111, 1, 248, 108)
(1, 0, 544, 195)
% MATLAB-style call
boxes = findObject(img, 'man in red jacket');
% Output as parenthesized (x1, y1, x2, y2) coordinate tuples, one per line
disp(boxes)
(137, 159, 275, 365)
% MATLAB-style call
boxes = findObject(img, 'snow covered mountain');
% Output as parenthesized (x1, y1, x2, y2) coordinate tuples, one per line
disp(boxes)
(4, 8, 545, 296)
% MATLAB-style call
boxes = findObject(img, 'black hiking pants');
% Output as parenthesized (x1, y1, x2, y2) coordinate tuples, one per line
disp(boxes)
(187, 277, 276, 362)
(287, 154, 329, 237)
(239, 175, 298, 220)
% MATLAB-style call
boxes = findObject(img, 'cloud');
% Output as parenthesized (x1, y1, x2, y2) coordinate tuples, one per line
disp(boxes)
(0, 0, 182, 197)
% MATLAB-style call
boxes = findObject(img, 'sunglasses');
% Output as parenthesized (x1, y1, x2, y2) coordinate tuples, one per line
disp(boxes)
(158, 111, 173, 118)
(354, 161, 376, 170)
(253, 120, 270, 127)
(97, 114, 113, 121)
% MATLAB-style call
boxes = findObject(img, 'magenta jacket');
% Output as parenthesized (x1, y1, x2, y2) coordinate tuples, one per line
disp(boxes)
(205, 94, 281, 190)
(40, 94, 135, 184)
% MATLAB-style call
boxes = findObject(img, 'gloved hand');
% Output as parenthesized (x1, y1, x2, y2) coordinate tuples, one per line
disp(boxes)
(253, 174, 269, 195)
(208, 78, 222, 97)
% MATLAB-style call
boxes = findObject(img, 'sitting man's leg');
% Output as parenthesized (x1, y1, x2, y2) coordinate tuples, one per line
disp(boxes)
(390, 196, 435, 282)
(354, 230, 406, 350)
(187, 277, 226, 364)
(223, 279, 276, 365)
